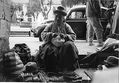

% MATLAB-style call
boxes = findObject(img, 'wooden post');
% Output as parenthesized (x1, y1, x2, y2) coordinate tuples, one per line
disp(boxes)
(0, 0, 12, 55)
(0, 0, 12, 81)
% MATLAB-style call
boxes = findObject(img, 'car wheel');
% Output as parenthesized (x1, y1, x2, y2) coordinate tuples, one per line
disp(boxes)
(28, 31, 31, 36)
(38, 27, 45, 41)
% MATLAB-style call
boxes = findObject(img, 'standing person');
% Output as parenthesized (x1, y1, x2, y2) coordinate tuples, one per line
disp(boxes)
(86, 0, 104, 47)
(111, 0, 119, 34)
(38, 6, 79, 73)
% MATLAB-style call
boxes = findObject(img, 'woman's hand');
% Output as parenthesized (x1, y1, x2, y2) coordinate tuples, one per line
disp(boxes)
(51, 35, 65, 47)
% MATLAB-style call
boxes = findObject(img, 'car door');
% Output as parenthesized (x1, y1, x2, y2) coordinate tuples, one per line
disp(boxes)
(66, 6, 108, 40)
(66, 7, 87, 40)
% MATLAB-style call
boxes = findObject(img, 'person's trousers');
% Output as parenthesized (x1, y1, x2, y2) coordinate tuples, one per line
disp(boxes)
(58, 41, 79, 71)
(79, 51, 118, 67)
(41, 41, 79, 72)
(111, 3, 119, 34)
(87, 17, 103, 43)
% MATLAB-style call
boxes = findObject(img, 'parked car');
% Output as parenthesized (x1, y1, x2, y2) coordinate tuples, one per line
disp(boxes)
(31, 19, 54, 41)
(66, 5, 108, 40)
(31, 5, 108, 41)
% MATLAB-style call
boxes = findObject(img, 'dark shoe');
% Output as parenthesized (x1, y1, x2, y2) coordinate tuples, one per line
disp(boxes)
(89, 43, 94, 46)
(97, 65, 103, 70)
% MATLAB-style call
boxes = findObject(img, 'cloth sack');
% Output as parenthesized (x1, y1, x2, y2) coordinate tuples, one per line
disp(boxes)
(3, 51, 25, 76)
(13, 43, 32, 64)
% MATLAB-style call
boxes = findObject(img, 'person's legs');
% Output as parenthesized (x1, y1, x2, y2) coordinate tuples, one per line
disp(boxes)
(79, 52, 102, 68)
(87, 18, 95, 46)
(114, 18, 119, 34)
(88, 17, 104, 46)
(58, 41, 79, 71)
(42, 44, 58, 72)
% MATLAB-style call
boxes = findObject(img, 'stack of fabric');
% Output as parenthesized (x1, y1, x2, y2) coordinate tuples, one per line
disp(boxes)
(3, 51, 25, 80)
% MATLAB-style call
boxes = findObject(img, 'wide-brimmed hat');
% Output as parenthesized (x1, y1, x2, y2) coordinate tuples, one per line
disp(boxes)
(104, 56, 119, 67)
(53, 6, 67, 16)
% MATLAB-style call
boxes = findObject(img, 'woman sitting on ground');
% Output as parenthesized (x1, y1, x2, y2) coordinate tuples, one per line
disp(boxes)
(37, 6, 79, 73)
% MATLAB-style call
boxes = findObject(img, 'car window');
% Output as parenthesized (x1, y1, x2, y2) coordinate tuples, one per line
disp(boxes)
(67, 6, 108, 20)
(69, 10, 86, 19)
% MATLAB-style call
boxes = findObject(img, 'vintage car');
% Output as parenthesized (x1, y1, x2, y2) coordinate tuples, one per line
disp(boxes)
(31, 5, 108, 41)
(31, 19, 54, 41)
(66, 5, 108, 40)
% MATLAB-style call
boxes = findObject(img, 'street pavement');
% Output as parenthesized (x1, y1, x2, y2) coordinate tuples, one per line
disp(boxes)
(11, 24, 30, 31)
(9, 37, 99, 56)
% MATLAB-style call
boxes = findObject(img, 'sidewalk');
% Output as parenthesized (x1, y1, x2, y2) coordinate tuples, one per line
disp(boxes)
(10, 24, 30, 31)
(9, 36, 98, 82)
(10, 24, 30, 36)
(9, 37, 99, 56)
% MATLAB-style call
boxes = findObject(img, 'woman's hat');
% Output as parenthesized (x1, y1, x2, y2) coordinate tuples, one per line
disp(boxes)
(104, 56, 119, 67)
(53, 6, 67, 16)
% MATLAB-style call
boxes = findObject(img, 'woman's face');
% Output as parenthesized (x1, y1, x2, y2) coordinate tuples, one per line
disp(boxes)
(55, 14, 64, 25)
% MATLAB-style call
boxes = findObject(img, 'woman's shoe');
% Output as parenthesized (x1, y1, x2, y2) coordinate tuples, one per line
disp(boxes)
(89, 43, 94, 46)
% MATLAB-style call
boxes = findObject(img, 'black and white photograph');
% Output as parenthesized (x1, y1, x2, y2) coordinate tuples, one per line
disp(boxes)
(0, 0, 118, 82)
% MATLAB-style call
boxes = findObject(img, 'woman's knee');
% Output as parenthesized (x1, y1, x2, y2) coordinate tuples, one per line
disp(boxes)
(63, 41, 78, 53)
